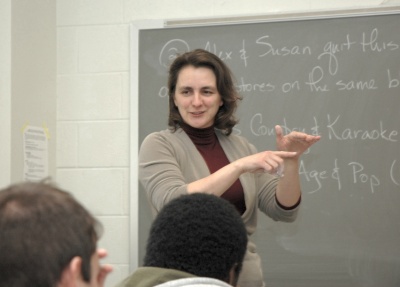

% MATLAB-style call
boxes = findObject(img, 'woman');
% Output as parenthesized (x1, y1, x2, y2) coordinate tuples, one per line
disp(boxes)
(139, 49, 321, 287)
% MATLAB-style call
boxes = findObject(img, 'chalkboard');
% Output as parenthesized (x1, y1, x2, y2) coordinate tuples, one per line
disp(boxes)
(130, 7, 400, 287)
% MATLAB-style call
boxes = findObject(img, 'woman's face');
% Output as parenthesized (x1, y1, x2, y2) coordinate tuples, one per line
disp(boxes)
(174, 66, 223, 129)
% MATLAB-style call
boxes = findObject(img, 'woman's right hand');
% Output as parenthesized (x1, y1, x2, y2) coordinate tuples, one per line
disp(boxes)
(236, 150, 297, 175)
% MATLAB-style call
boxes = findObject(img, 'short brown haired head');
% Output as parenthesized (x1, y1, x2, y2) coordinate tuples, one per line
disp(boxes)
(0, 181, 101, 287)
(167, 49, 242, 135)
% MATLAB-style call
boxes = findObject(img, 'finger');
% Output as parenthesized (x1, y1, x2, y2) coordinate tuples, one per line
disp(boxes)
(263, 153, 285, 175)
(273, 151, 297, 158)
(275, 125, 284, 141)
(97, 265, 113, 287)
(290, 133, 316, 145)
(96, 249, 112, 287)
(289, 132, 309, 142)
(264, 157, 280, 170)
(302, 136, 321, 147)
(308, 135, 321, 143)
(97, 248, 108, 259)
(296, 133, 321, 143)
(263, 160, 284, 177)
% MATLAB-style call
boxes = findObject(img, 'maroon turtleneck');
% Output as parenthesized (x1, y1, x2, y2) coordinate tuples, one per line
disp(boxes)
(181, 123, 246, 215)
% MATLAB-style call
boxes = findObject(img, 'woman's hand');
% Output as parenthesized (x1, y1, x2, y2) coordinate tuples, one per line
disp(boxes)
(273, 125, 321, 206)
(236, 150, 297, 175)
(275, 125, 321, 157)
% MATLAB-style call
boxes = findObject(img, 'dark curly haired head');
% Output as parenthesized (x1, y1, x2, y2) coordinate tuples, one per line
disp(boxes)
(144, 193, 248, 285)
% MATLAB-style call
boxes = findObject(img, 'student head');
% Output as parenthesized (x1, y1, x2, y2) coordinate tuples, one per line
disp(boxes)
(0, 181, 107, 287)
(167, 49, 242, 135)
(144, 193, 248, 286)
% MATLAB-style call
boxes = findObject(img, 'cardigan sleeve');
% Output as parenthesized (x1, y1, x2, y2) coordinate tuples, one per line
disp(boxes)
(256, 172, 300, 222)
(139, 132, 188, 212)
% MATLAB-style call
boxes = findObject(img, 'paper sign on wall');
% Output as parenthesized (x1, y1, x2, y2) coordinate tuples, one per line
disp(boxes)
(23, 125, 49, 181)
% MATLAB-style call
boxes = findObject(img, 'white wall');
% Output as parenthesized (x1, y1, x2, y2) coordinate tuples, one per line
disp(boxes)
(12, 0, 57, 184)
(55, 1, 400, 286)
(0, 0, 56, 188)
(0, 0, 11, 188)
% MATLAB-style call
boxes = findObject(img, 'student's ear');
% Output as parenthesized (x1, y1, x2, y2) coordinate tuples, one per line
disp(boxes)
(228, 263, 240, 287)
(58, 257, 83, 287)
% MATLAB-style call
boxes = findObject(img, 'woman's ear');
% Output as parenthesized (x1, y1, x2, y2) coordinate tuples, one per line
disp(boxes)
(58, 257, 83, 287)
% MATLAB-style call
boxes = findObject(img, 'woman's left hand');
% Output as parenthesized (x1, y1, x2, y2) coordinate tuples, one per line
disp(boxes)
(275, 125, 321, 157)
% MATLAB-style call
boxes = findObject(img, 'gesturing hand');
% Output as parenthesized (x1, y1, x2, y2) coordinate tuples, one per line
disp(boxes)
(240, 150, 297, 175)
(275, 125, 321, 157)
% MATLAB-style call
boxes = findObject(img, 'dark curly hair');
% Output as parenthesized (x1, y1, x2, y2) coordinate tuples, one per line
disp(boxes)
(144, 193, 248, 284)
(167, 49, 242, 135)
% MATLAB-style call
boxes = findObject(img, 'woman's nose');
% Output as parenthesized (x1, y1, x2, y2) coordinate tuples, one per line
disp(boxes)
(192, 93, 202, 106)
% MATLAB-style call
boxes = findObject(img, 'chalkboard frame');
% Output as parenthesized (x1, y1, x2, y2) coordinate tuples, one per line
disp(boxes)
(130, 6, 400, 285)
